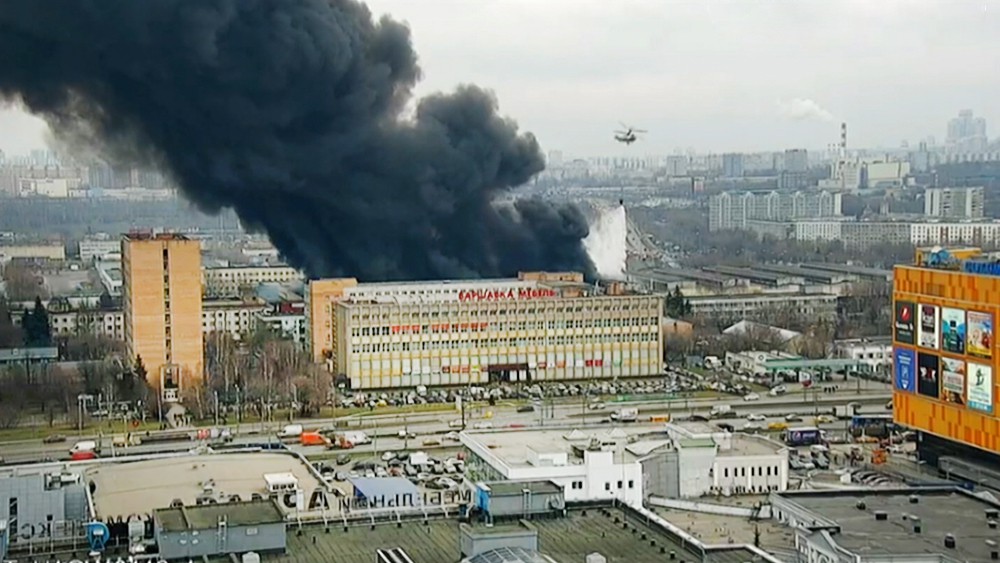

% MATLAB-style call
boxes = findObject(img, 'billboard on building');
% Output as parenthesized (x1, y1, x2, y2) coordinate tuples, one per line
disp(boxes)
(918, 304, 939, 349)
(893, 347, 916, 393)
(941, 357, 965, 405)
(967, 362, 994, 414)
(917, 352, 940, 398)
(894, 301, 915, 344)
(967, 311, 994, 359)
(941, 307, 966, 355)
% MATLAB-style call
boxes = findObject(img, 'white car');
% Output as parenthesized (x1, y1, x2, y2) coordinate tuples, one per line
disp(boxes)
(743, 393, 760, 401)
(472, 422, 493, 430)
(381, 451, 396, 462)
(746, 413, 766, 422)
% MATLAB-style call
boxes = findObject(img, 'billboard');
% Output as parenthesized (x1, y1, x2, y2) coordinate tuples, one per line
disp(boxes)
(917, 352, 940, 398)
(918, 304, 939, 349)
(940, 357, 965, 405)
(967, 361, 993, 414)
(941, 307, 966, 355)
(967, 311, 993, 359)
(894, 301, 916, 344)
(893, 347, 916, 393)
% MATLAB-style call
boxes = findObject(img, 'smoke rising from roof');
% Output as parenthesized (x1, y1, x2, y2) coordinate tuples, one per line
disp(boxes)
(0, 0, 594, 281)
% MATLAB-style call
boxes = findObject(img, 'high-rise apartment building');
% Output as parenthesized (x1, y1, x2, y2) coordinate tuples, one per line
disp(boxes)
(721, 153, 744, 178)
(708, 190, 842, 231)
(946, 110, 988, 154)
(122, 233, 203, 402)
(924, 187, 985, 219)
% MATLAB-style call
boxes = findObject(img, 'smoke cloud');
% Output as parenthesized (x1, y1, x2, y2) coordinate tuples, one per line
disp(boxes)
(0, 0, 594, 281)
(778, 98, 836, 122)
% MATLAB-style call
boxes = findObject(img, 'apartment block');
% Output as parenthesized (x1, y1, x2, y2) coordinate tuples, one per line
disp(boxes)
(122, 233, 203, 401)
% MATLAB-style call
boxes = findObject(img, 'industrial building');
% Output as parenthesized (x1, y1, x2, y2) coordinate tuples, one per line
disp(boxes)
(309, 273, 663, 389)
(122, 232, 203, 399)
(154, 499, 287, 560)
(893, 247, 1000, 467)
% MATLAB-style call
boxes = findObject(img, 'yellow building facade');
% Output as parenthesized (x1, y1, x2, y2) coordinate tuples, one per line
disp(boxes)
(123, 233, 203, 400)
(893, 261, 1000, 453)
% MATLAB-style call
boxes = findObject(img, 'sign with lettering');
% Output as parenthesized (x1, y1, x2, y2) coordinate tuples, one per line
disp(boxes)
(963, 261, 1000, 277)
(458, 287, 557, 302)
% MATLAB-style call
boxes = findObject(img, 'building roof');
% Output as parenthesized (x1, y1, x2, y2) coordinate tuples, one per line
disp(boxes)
(0, 347, 58, 362)
(154, 499, 284, 532)
(774, 487, 1000, 561)
(465, 547, 557, 563)
(86, 451, 323, 519)
(678, 438, 716, 449)
(462, 425, 671, 468)
(269, 507, 732, 563)
(723, 320, 802, 343)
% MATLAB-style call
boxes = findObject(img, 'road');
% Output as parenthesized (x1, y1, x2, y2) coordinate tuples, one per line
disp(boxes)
(0, 388, 892, 465)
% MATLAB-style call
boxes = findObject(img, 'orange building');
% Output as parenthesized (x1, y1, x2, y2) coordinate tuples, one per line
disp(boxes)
(122, 233, 203, 401)
(893, 248, 1000, 461)
(306, 278, 358, 363)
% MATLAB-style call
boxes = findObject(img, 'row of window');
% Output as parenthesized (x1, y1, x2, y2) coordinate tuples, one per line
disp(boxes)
(352, 317, 657, 337)
(347, 302, 659, 320)
(351, 334, 658, 353)
(721, 464, 780, 478)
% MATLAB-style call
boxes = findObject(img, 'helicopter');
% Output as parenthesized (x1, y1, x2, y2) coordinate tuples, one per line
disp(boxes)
(614, 123, 646, 145)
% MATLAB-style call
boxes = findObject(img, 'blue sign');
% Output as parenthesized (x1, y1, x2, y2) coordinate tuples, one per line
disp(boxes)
(894, 347, 916, 393)
(963, 261, 1000, 277)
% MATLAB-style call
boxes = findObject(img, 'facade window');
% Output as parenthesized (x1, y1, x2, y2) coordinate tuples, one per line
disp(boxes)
(627, 480, 634, 489)
(604, 482, 611, 491)
(617, 481, 623, 489)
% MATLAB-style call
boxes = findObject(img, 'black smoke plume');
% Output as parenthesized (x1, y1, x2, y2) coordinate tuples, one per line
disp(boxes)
(0, 0, 594, 280)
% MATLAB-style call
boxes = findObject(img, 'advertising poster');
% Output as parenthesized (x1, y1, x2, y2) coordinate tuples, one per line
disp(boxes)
(894, 301, 915, 344)
(967, 311, 994, 359)
(940, 357, 965, 406)
(967, 362, 994, 414)
(918, 304, 939, 349)
(893, 347, 916, 393)
(941, 308, 966, 355)
(917, 352, 940, 398)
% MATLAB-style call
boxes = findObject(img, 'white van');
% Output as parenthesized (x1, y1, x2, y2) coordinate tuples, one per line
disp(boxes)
(279, 424, 304, 437)
(70, 440, 97, 455)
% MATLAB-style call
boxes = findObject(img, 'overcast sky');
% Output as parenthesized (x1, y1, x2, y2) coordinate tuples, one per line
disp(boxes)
(1, 0, 998, 158)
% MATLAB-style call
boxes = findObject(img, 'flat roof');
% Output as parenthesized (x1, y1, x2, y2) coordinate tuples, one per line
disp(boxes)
(87, 452, 322, 518)
(753, 263, 852, 283)
(724, 435, 784, 456)
(154, 499, 285, 532)
(266, 507, 728, 563)
(463, 425, 670, 467)
(802, 262, 893, 279)
(124, 232, 191, 241)
(775, 487, 1000, 561)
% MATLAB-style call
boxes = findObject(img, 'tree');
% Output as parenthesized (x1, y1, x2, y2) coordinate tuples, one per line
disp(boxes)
(23, 296, 52, 347)
(665, 286, 692, 319)
(0, 297, 23, 347)
(2, 261, 47, 301)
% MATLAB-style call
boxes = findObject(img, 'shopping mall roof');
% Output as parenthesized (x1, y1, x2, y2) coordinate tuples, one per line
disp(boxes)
(772, 486, 1000, 561)
(87, 451, 322, 519)
(350, 477, 421, 503)
(271, 506, 769, 563)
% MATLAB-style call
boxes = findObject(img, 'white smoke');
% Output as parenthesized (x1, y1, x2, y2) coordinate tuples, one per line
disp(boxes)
(584, 203, 627, 280)
(778, 98, 835, 122)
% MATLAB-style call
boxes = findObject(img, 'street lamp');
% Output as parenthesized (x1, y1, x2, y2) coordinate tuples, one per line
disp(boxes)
(77, 394, 94, 432)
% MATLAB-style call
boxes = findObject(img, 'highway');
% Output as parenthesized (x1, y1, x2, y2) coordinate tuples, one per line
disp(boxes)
(0, 388, 892, 465)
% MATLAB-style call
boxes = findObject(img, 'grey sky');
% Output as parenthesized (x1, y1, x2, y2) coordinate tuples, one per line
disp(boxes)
(2, 0, 998, 158)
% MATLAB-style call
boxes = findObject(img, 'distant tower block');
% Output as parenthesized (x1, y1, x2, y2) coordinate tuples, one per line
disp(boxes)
(841, 122, 848, 156)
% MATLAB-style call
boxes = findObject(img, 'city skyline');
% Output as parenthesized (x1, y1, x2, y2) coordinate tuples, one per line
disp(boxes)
(1, 1, 998, 158)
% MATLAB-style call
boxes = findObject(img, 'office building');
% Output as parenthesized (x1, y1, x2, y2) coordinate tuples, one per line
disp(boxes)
(122, 233, 203, 401)
(924, 186, 985, 219)
(708, 190, 842, 231)
(315, 273, 662, 389)
(202, 265, 302, 298)
(893, 247, 1000, 466)
(947, 109, 988, 154)
(306, 278, 359, 363)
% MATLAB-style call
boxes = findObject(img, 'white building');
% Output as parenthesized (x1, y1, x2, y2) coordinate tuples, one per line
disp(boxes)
(203, 266, 302, 298)
(0, 244, 65, 263)
(658, 422, 789, 498)
(833, 338, 891, 373)
(202, 299, 269, 339)
(460, 426, 650, 506)
(687, 292, 838, 322)
(259, 312, 306, 344)
(79, 239, 121, 262)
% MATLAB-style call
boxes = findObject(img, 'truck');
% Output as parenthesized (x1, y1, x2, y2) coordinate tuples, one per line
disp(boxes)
(833, 402, 861, 419)
(610, 407, 638, 423)
(782, 426, 824, 447)
(300, 431, 332, 447)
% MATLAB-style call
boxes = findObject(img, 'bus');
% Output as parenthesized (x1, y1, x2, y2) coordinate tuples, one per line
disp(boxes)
(783, 426, 824, 447)
(850, 414, 897, 439)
